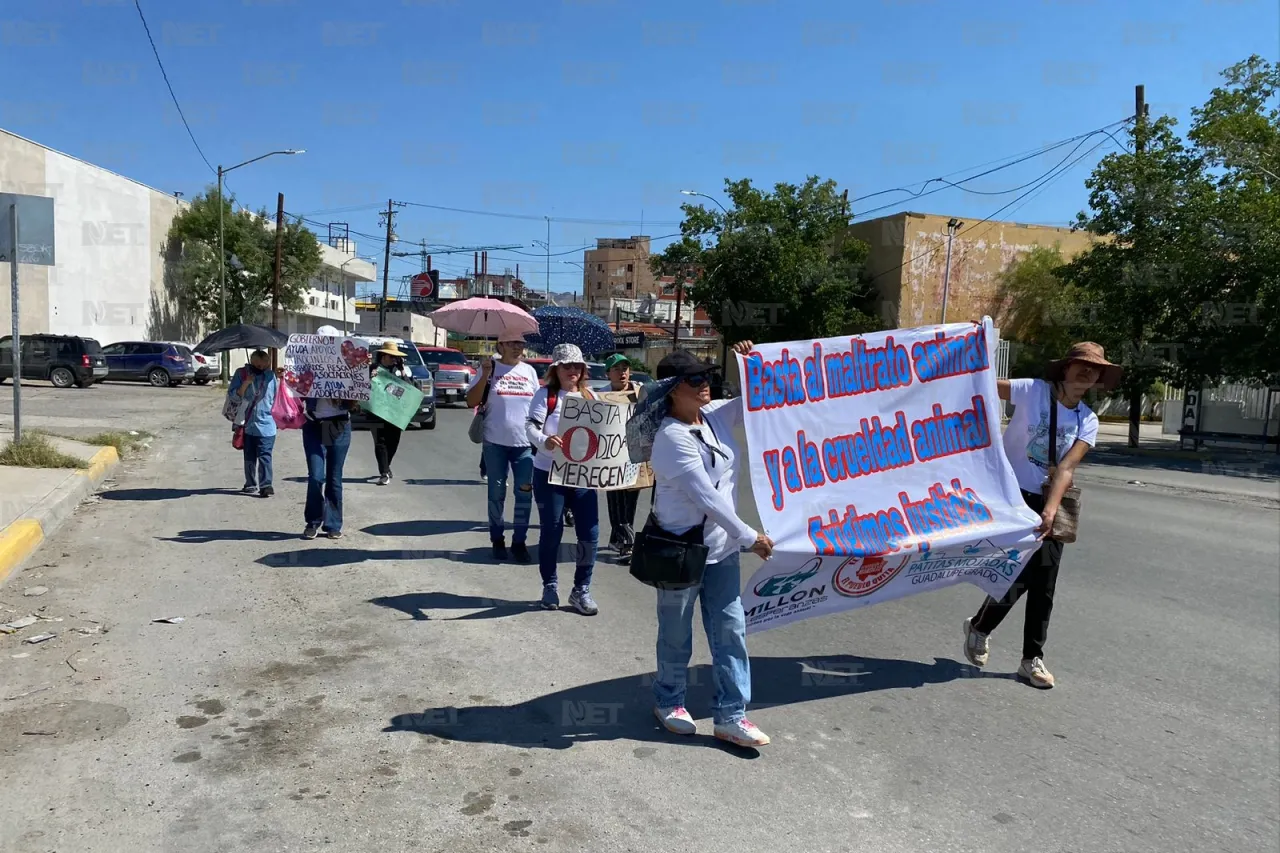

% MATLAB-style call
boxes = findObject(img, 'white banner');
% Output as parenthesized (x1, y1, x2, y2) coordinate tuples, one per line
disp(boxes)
(738, 318, 1042, 634)
(548, 395, 640, 491)
(283, 335, 372, 401)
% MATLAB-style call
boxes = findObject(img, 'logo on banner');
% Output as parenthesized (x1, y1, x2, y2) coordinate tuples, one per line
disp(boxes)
(831, 553, 912, 598)
(752, 558, 822, 597)
(904, 539, 1027, 585)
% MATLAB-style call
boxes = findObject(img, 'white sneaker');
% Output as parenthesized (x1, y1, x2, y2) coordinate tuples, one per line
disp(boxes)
(1018, 657, 1055, 689)
(714, 718, 770, 747)
(963, 617, 990, 667)
(654, 706, 696, 735)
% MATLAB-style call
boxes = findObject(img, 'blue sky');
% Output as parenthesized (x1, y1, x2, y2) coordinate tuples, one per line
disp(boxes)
(2, 0, 1276, 294)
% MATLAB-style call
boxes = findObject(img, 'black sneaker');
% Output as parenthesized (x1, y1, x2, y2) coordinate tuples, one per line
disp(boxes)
(259, 486, 274, 498)
(492, 539, 508, 560)
(511, 542, 531, 564)
(302, 525, 320, 540)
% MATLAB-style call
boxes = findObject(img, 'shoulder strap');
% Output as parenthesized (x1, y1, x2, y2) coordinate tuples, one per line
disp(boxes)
(1048, 382, 1058, 467)
(547, 389, 557, 414)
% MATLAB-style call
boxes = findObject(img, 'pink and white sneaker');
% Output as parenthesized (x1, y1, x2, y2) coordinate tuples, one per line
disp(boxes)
(714, 718, 770, 747)
(653, 706, 696, 735)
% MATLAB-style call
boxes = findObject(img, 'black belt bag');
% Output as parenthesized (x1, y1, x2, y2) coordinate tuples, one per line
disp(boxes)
(629, 503, 709, 591)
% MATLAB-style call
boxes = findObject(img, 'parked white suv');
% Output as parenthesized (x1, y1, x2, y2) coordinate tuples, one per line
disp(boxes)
(168, 342, 220, 385)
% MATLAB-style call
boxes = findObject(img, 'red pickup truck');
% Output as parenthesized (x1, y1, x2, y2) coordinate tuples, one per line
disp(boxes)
(417, 345, 476, 406)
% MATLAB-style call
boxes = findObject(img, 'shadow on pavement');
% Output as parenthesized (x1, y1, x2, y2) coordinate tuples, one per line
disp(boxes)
(160, 529, 299, 544)
(282, 476, 371, 485)
(361, 519, 487, 537)
(101, 487, 239, 501)
(1086, 449, 1280, 481)
(369, 591, 532, 621)
(402, 478, 486, 487)
(384, 655, 996, 754)
(258, 546, 499, 569)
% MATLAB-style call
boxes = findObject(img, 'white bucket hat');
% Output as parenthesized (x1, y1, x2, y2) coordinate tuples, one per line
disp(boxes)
(549, 343, 586, 369)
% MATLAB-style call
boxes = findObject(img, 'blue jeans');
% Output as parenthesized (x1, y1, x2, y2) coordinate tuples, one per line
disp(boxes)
(653, 553, 751, 725)
(482, 442, 533, 544)
(532, 468, 599, 589)
(302, 420, 351, 533)
(242, 433, 275, 490)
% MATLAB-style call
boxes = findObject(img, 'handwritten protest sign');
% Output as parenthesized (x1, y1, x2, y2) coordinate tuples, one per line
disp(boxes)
(548, 395, 640, 491)
(283, 335, 372, 401)
(737, 318, 1041, 634)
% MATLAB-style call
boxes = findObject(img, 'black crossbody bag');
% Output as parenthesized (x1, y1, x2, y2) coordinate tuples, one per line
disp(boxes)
(629, 419, 728, 591)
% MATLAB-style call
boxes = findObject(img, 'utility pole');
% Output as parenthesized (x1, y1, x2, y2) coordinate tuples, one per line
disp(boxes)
(270, 192, 285, 368)
(940, 218, 962, 324)
(672, 267, 686, 348)
(1129, 83, 1148, 449)
(378, 199, 403, 334)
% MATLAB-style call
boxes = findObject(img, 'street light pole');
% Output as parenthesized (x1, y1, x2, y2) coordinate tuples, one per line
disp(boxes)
(339, 254, 374, 334)
(214, 148, 304, 385)
(941, 218, 962, 324)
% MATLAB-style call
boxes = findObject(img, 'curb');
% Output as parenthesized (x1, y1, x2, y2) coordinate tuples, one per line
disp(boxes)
(0, 446, 119, 588)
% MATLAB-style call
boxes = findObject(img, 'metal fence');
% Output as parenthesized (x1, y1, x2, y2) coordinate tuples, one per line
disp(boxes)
(995, 339, 1010, 380)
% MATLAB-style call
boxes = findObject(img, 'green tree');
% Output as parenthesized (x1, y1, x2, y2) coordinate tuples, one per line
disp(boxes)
(992, 245, 1091, 377)
(651, 177, 882, 347)
(166, 188, 323, 330)
(1183, 55, 1280, 386)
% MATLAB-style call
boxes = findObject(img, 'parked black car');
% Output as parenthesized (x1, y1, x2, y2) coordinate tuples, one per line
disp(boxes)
(0, 334, 108, 388)
(100, 341, 197, 387)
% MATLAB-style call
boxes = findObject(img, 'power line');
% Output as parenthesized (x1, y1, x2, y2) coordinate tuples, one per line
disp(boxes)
(131, 0, 214, 175)
(397, 200, 682, 227)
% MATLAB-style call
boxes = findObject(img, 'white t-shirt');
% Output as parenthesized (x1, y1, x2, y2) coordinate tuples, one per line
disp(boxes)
(524, 387, 590, 472)
(1004, 378, 1099, 494)
(467, 359, 539, 447)
(650, 399, 756, 564)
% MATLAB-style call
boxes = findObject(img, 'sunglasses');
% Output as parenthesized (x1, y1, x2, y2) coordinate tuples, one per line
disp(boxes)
(683, 373, 710, 388)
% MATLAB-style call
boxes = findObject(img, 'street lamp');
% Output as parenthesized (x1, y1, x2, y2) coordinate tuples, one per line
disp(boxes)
(339, 254, 375, 334)
(940, 218, 963, 324)
(680, 189, 729, 217)
(216, 148, 304, 384)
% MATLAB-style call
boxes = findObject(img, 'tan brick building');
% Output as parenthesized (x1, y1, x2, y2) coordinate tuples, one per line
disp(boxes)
(846, 211, 1099, 328)
(583, 236, 657, 313)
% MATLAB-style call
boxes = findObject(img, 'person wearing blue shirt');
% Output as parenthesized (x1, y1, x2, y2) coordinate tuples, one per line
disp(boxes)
(233, 349, 279, 497)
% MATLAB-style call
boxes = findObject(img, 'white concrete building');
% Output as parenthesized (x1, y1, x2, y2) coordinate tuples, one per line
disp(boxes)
(0, 127, 376, 347)
(0, 127, 187, 344)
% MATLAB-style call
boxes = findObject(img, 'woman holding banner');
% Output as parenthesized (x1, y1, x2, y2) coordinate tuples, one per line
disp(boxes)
(525, 344, 601, 615)
(962, 342, 1120, 690)
(638, 342, 774, 748)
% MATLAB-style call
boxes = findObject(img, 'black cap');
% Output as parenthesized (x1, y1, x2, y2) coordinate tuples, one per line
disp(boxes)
(656, 349, 720, 380)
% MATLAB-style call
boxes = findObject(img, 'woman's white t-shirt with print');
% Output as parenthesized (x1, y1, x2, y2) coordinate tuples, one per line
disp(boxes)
(1004, 378, 1099, 494)
(467, 359, 539, 448)
(650, 399, 756, 564)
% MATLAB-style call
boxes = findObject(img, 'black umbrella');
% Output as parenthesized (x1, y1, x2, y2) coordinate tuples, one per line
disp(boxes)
(194, 323, 288, 354)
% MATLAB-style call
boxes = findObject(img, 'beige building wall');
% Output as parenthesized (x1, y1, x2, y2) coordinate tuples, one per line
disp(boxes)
(847, 212, 1098, 329)
(584, 236, 654, 312)
(0, 131, 52, 335)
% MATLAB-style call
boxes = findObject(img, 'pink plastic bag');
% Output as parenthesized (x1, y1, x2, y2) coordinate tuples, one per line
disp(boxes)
(271, 382, 307, 430)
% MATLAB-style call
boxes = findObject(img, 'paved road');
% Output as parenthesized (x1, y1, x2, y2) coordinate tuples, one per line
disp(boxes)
(1, 401, 1276, 853)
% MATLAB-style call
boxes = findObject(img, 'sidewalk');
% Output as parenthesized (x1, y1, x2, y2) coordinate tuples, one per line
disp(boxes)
(0, 431, 119, 587)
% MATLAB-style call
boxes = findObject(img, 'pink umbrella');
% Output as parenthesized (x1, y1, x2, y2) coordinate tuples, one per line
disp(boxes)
(429, 298, 539, 338)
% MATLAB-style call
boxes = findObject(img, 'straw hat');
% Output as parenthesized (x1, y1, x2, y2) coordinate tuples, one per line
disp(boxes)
(376, 342, 407, 358)
(1046, 341, 1123, 391)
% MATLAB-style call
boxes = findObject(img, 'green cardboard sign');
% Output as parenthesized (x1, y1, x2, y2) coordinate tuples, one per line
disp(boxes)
(360, 368, 425, 430)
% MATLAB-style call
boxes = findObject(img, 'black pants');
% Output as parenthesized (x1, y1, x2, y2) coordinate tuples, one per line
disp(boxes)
(971, 490, 1064, 660)
(606, 488, 640, 547)
(372, 422, 403, 476)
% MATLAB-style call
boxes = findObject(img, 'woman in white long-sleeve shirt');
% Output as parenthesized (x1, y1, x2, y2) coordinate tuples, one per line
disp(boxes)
(646, 342, 774, 748)
(525, 343, 601, 615)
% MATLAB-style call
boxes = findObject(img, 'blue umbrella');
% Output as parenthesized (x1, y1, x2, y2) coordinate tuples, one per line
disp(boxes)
(525, 305, 616, 356)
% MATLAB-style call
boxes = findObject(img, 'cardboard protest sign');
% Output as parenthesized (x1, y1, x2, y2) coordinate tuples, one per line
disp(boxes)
(548, 395, 640, 491)
(282, 335, 372, 401)
(737, 318, 1042, 634)
(360, 368, 426, 430)
(595, 389, 653, 489)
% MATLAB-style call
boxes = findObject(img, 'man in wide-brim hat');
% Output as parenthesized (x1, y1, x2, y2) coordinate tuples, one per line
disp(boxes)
(1044, 341, 1123, 392)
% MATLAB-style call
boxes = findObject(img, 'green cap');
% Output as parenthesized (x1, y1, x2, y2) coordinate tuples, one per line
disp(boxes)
(605, 353, 630, 370)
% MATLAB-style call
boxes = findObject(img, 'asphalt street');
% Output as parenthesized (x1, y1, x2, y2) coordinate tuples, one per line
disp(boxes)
(1, 400, 1277, 853)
